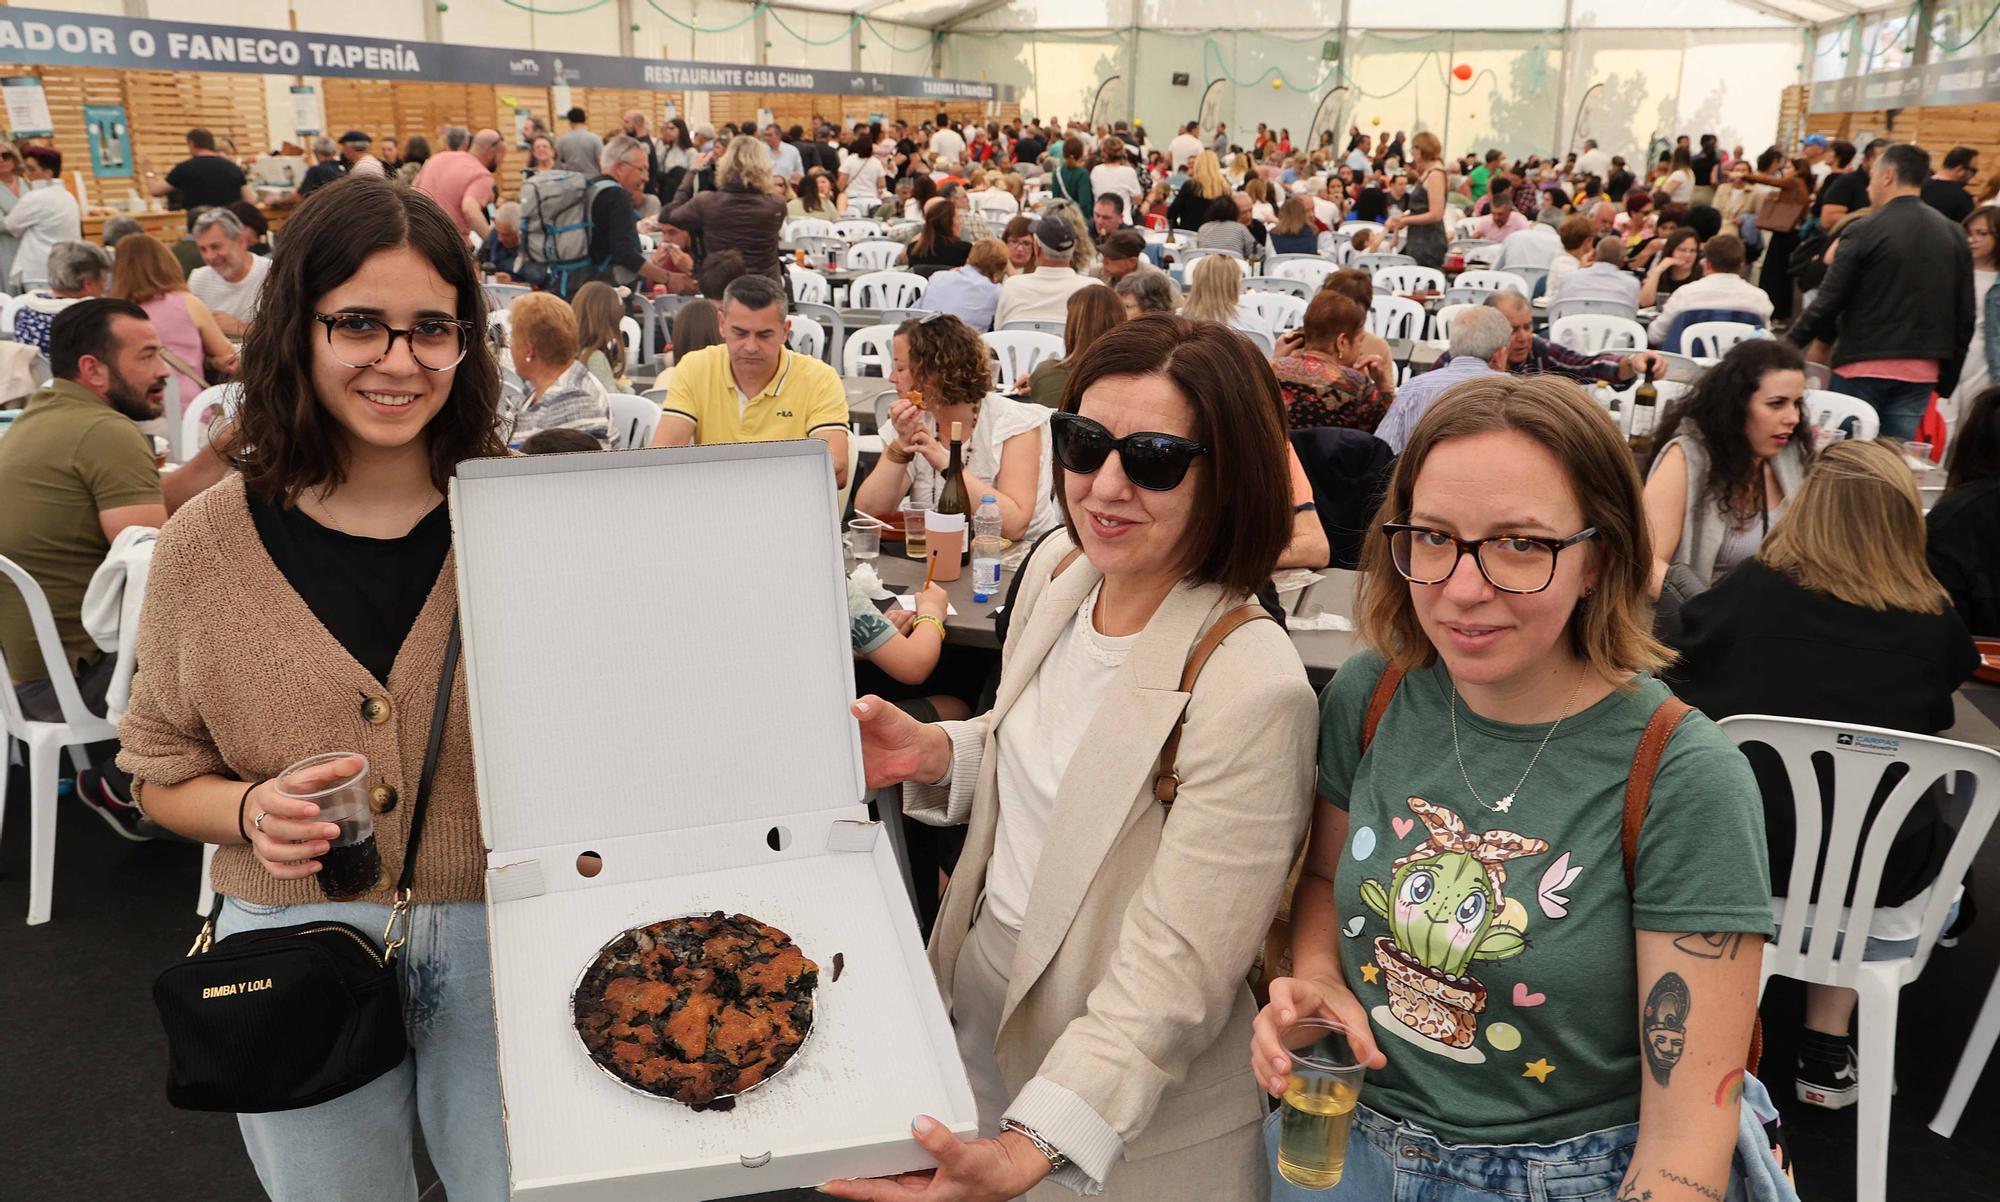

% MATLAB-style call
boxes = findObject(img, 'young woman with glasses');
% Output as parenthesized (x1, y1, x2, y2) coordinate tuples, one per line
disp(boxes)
(118, 176, 509, 1198)
(829, 316, 1317, 1202)
(1251, 375, 1775, 1202)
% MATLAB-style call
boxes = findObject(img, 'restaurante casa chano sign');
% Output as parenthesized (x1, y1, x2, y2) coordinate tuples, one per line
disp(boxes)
(0, 5, 1013, 101)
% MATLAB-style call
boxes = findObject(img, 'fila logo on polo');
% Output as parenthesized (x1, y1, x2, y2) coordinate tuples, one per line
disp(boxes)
(776, 409, 795, 418)
(202, 978, 275, 1000)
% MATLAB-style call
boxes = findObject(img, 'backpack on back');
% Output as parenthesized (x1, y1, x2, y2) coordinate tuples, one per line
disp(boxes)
(518, 170, 622, 298)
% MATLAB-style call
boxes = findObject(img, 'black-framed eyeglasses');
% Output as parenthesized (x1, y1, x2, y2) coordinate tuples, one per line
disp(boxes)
(313, 312, 476, 372)
(1049, 411, 1209, 492)
(1381, 523, 1598, 595)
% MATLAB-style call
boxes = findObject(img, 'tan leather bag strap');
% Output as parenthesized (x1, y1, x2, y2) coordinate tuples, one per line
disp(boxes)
(1617, 695, 1760, 1071)
(1359, 663, 1408, 754)
(1051, 547, 1084, 578)
(1154, 605, 1273, 805)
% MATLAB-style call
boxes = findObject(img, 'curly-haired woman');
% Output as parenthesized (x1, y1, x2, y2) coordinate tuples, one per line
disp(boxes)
(850, 312, 1061, 541)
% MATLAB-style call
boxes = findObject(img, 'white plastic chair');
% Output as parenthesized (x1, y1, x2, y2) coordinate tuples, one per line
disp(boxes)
(999, 320, 1065, 336)
(483, 283, 532, 309)
(1429, 303, 1478, 347)
(1365, 294, 1426, 342)
(1805, 388, 1882, 441)
(0, 554, 121, 925)
(1337, 220, 1385, 239)
(1243, 276, 1311, 299)
(850, 270, 926, 311)
(1453, 269, 1529, 297)
(787, 314, 827, 362)
(619, 315, 644, 373)
(843, 323, 898, 378)
(1459, 244, 1501, 268)
(1232, 324, 1275, 355)
(1551, 313, 1647, 355)
(981, 329, 1063, 389)
(1719, 716, 2000, 1202)
(1547, 295, 1639, 324)
(1679, 320, 1768, 360)
(605, 393, 661, 450)
(1272, 258, 1340, 289)
(788, 265, 831, 306)
(833, 218, 887, 243)
(0, 291, 34, 339)
(971, 193, 1018, 224)
(783, 217, 835, 241)
(179, 382, 242, 459)
(1352, 253, 1415, 277)
(844, 240, 907, 272)
(1375, 265, 1447, 295)
(1240, 290, 1307, 337)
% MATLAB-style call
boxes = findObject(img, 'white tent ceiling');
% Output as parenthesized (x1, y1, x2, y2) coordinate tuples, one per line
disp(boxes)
(775, 0, 1855, 30)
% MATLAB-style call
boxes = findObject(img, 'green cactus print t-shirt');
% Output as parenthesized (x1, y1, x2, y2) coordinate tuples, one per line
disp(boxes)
(1315, 650, 1774, 1146)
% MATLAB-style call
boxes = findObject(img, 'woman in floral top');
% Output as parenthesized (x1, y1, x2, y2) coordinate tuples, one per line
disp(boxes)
(1270, 290, 1393, 434)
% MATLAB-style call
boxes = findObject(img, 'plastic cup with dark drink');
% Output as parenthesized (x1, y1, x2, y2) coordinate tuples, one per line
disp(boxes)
(275, 752, 381, 901)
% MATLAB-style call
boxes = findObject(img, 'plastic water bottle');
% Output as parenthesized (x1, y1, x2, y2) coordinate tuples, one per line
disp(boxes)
(971, 495, 1004, 602)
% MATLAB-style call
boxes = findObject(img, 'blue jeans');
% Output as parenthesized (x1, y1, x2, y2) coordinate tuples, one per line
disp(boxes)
(1830, 372, 1933, 440)
(1263, 1103, 1768, 1202)
(217, 896, 508, 1201)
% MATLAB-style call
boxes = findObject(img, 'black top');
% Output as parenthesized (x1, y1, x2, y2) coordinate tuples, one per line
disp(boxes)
(587, 175, 646, 275)
(248, 493, 451, 685)
(1921, 178, 1975, 225)
(1691, 151, 1720, 187)
(1814, 167, 1869, 220)
(166, 154, 247, 211)
(1668, 558, 1978, 907)
(1015, 135, 1046, 164)
(911, 237, 972, 269)
(1606, 169, 1635, 202)
(1928, 477, 2000, 636)
(299, 160, 347, 197)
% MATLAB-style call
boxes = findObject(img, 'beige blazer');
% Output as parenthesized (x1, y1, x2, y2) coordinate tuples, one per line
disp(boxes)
(906, 531, 1317, 1184)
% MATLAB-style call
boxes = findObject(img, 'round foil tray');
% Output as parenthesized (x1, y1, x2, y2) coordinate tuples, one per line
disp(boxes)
(570, 914, 817, 1108)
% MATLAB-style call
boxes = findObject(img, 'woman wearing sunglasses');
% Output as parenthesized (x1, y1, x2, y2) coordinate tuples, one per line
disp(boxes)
(829, 316, 1317, 1202)
(850, 310, 1063, 542)
(1252, 376, 1776, 1202)
(117, 177, 510, 1198)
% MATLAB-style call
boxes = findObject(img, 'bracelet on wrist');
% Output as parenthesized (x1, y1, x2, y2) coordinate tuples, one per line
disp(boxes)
(911, 613, 947, 641)
(237, 779, 263, 844)
(999, 1118, 1070, 1172)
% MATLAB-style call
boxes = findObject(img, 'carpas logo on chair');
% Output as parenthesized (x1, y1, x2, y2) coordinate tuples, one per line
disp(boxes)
(1834, 731, 1901, 755)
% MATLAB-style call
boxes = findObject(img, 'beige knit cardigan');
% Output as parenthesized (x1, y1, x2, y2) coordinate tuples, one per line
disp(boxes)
(118, 474, 485, 907)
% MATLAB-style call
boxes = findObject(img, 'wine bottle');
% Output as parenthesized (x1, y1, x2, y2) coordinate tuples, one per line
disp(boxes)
(927, 421, 969, 581)
(1628, 368, 1659, 457)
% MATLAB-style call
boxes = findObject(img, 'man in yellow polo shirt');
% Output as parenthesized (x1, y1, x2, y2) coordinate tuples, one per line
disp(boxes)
(653, 273, 850, 485)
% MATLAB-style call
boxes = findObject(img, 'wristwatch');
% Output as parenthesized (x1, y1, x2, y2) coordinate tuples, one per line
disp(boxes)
(999, 1118, 1070, 1172)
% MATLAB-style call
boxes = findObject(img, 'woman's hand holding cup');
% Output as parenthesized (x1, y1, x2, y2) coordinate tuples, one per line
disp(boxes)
(244, 777, 345, 882)
(1249, 974, 1386, 1097)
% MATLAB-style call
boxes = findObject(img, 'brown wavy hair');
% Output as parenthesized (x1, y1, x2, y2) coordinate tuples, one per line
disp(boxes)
(894, 313, 992, 407)
(1358, 373, 1671, 684)
(108, 233, 189, 303)
(1062, 283, 1125, 357)
(220, 176, 504, 504)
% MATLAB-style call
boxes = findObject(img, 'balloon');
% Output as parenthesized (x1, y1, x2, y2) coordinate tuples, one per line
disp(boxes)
(1272, 77, 1283, 89)
(1453, 63, 1473, 81)
(1371, 116, 1380, 126)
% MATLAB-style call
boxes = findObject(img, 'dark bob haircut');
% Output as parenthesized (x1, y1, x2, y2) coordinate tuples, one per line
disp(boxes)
(221, 176, 504, 503)
(1055, 314, 1291, 595)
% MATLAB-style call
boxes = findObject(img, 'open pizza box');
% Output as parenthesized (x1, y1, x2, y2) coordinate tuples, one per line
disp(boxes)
(450, 442, 979, 1200)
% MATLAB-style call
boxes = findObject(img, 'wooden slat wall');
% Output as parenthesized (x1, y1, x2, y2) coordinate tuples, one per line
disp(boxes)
(709, 94, 1016, 134)
(1808, 101, 1999, 191)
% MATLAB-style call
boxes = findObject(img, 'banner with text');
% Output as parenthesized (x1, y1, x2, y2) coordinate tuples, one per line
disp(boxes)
(0, 6, 1011, 102)
(1810, 52, 2000, 113)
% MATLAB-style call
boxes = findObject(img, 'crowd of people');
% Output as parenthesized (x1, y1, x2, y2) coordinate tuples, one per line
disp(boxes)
(1, 99, 1997, 1202)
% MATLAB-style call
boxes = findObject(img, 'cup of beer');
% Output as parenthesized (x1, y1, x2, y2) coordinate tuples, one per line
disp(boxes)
(1275, 1018, 1366, 1190)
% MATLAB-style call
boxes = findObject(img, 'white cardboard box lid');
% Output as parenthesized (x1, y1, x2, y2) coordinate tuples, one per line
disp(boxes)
(450, 442, 865, 855)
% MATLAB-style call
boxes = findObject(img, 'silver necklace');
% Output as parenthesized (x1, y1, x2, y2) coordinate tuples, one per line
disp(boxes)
(1449, 665, 1587, 814)
(311, 486, 439, 539)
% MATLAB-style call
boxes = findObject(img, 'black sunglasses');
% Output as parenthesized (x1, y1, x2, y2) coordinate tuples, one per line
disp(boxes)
(1049, 411, 1209, 492)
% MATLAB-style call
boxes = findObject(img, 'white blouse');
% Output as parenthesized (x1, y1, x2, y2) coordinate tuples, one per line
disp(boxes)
(905, 392, 1062, 540)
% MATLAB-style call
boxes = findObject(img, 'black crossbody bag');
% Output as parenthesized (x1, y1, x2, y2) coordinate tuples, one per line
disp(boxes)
(151, 622, 460, 1114)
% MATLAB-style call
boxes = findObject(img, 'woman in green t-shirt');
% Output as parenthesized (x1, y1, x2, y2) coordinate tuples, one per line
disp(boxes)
(1252, 376, 1778, 1202)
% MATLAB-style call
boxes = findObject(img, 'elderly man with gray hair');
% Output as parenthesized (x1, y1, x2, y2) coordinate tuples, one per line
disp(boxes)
(1371, 305, 1513, 453)
(299, 135, 346, 197)
(187, 207, 269, 334)
(12, 240, 111, 358)
(100, 214, 144, 250)
(480, 200, 524, 280)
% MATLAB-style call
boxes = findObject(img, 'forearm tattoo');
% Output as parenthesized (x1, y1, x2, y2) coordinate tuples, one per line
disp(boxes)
(1642, 972, 1690, 1087)
(1657, 1168, 1725, 1202)
(1616, 1184, 1652, 1202)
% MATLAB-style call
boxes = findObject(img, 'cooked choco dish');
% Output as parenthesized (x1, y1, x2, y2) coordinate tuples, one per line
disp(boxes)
(573, 912, 818, 1108)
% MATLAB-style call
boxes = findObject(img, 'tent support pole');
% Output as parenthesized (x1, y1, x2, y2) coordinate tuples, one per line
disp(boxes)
(1553, 0, 1575, 156)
